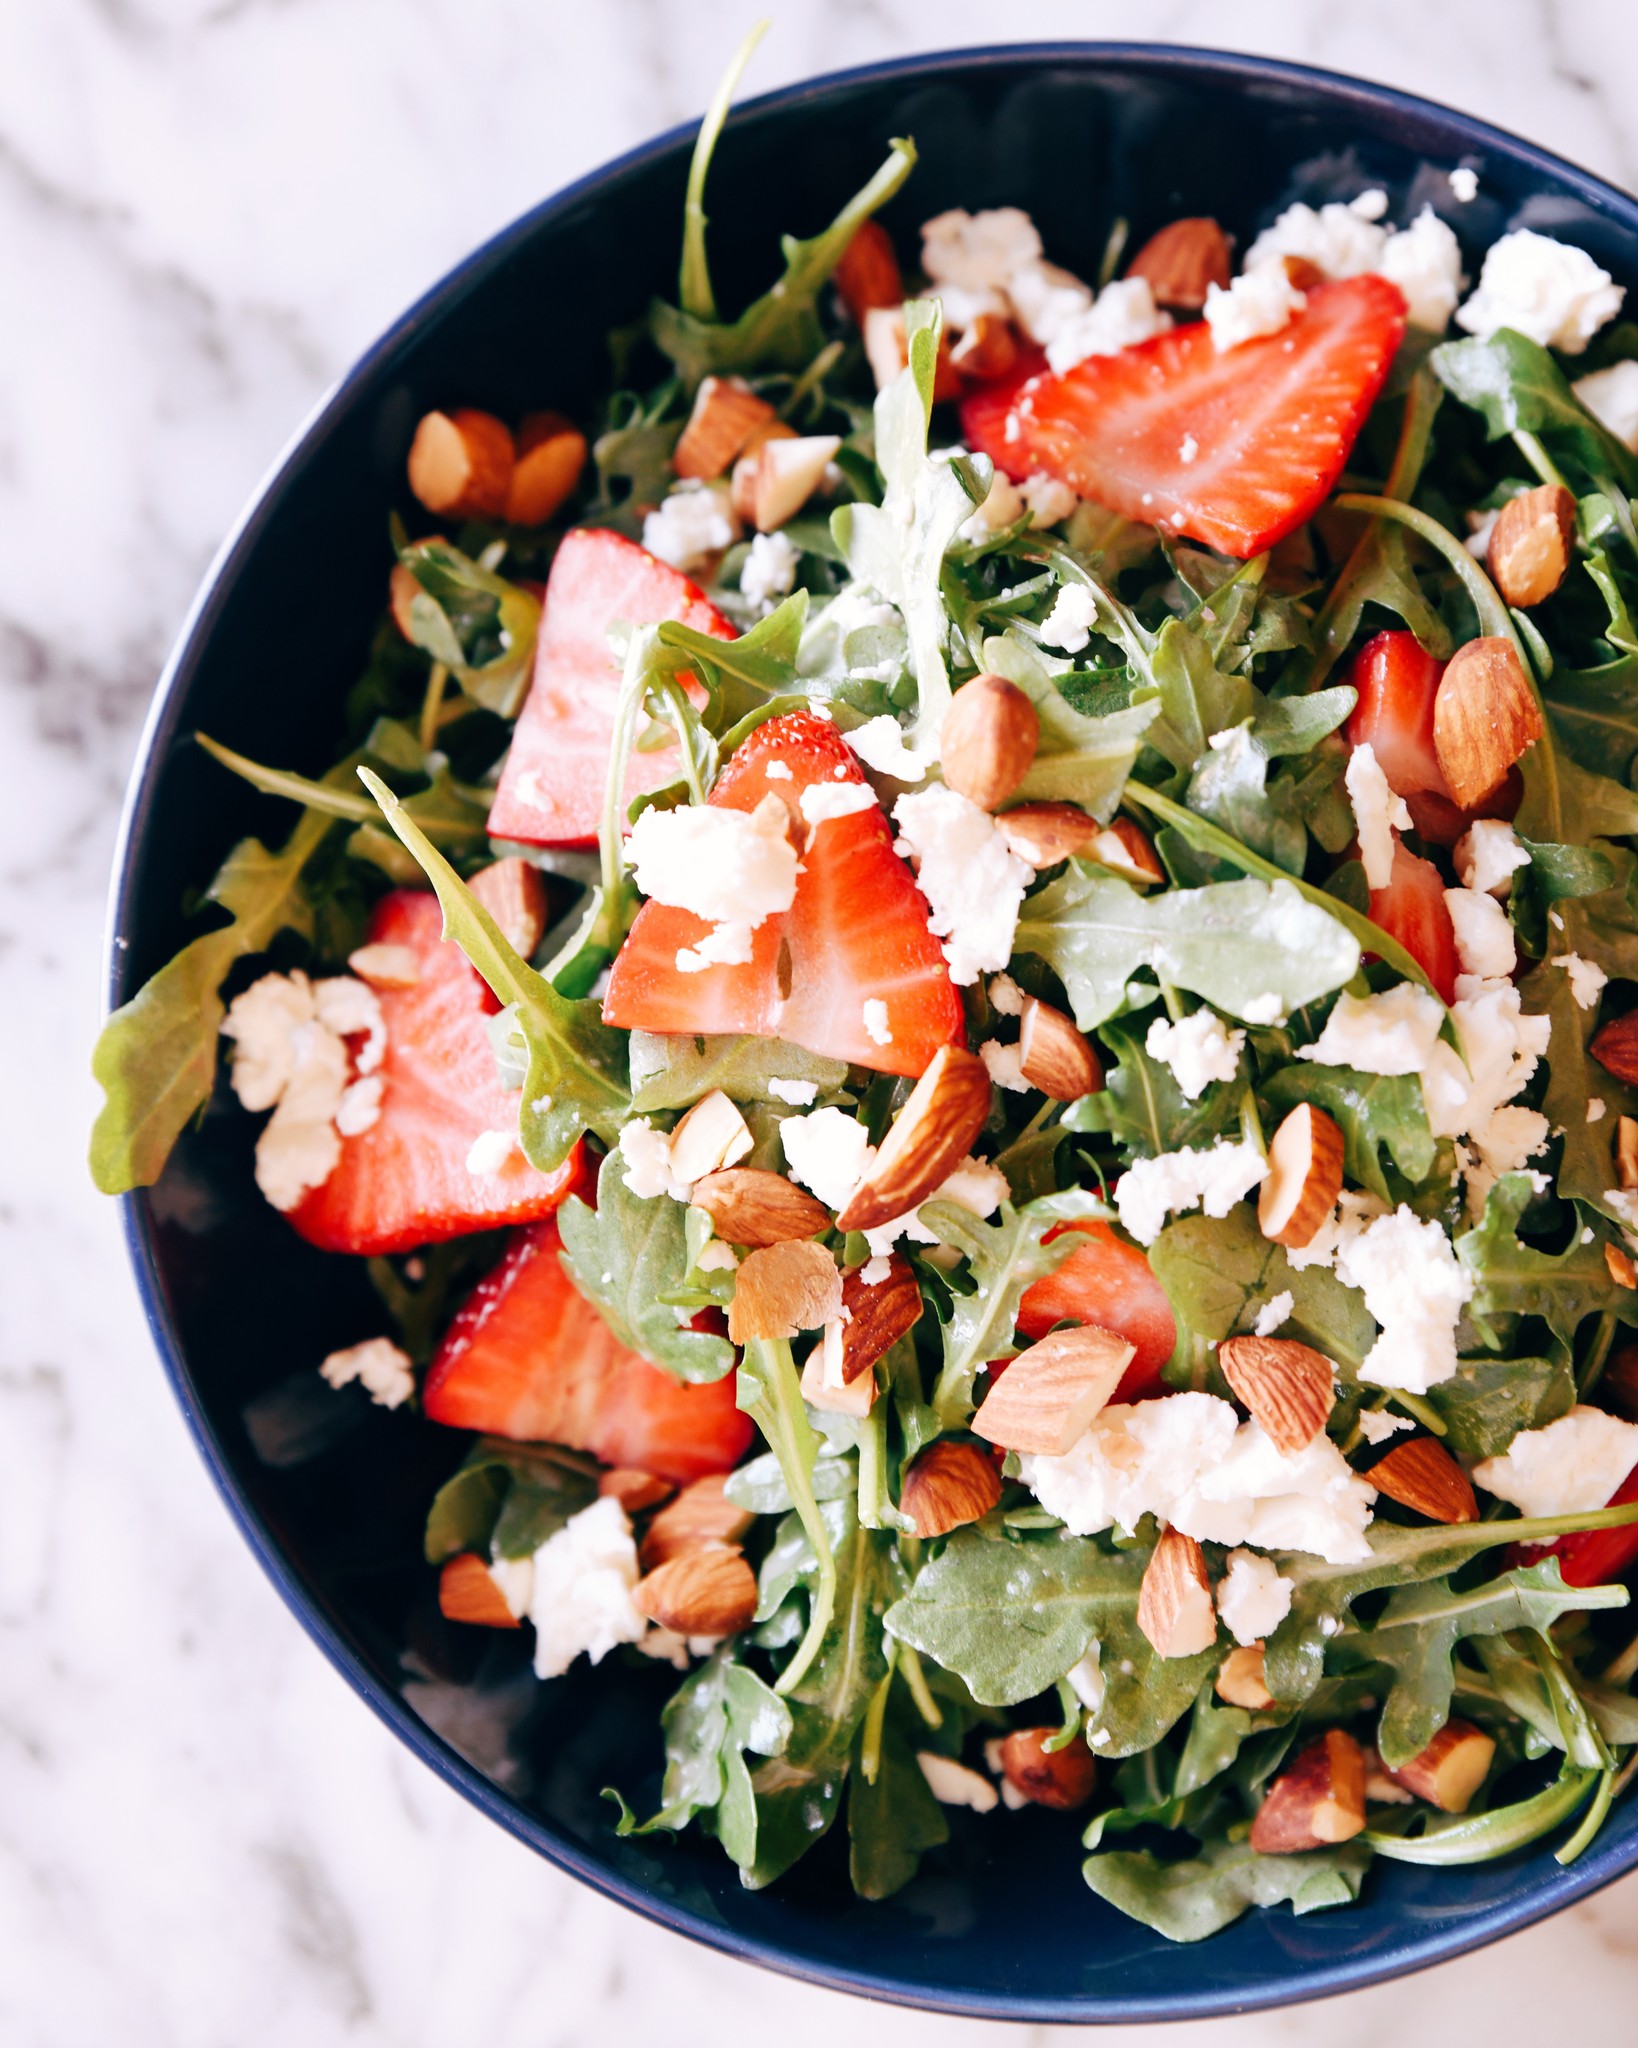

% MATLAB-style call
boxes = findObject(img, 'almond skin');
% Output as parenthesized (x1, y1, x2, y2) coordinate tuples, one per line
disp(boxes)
(640, 1475, 754, 1570)
(1368, 1436, 1478, 1524)
(996, 801, 1101, 869)
(833, 218, 903, 327)
(862, 305, 962, 400)
(1617, 1113, 1638, 1192)
(1137, 1528, 1218, 1659)
(1606, 1242, 1638, 1290)
(635, 1549, 758, 1637)
(972, 1327, 1134, 1455)
(507, 412, 587, 525)
(598, 1468, 675, 1516)
(407, 408, 515, 519)
(1018, 996, 1103, 1099)
(744, 432, 841, 532)
(1126, 217, 1233, 309)
(949, 312, 1021, 382)
(1487, 483, 1577, 609)
(832, 1255, 924, 1382)
(1258, 1102, 1346, 1250)
(672, 376, 779, 481)
(1218, 1336, 1335, 1455)
(1386, 1719, 1496, 1812)
(1250, 1730, 1367, 1852)
(900, 1439, 1002, 1537)
(1215, 1643, 1276, 1711)
(1433, 636, 1545, 809)
(1100, 816, 1165, 885)
(389, 533, 445, 640)
(469, 857, 548, 961)
(691, 1167, 832, 1247)
(1602, 1343, 1638, 1421)
(438, 1554, 521, 1629)
(940, 674, 1040, 811)
(998, 1728, 1099, 1810)
(1592, 1014, 1638, 1088)
(835, 1046, 993, 1233)
(728, 1239, 843, 1344)
(730, 420, 798, 522)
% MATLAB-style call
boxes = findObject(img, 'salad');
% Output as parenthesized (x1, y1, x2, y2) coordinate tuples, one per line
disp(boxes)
(93, 36, 1638, 1942)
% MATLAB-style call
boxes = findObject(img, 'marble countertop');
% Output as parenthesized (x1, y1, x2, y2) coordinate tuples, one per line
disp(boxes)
(7, 0, 1638, 2040)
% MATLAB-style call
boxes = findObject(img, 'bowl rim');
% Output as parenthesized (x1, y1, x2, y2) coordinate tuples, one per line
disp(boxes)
(107, 39, 1638, 2022)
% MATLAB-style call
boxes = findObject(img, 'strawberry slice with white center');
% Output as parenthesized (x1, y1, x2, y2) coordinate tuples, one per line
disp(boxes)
(423, 1217, 752, 1483)
(488, 528, 736, 847)
(601, 710, 965, 1076)
(289, 890, 585, 1255)
(961, 276, 1408, 559)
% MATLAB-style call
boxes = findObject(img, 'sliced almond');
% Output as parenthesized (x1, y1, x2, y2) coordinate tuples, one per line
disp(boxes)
(998, 1728, 1098, 1810)
(940, 673, 1040, 810)
(835, 1045, 993, 1233)
(1592, 1014, 1638, 1088)
(1607, 1241, 1638, 1290)
(1280, 254, 1327, 292)
(1368, 1436, 1478, 1524)
(672, 376, 779, 482)
(639, 1474, 754, 1570)
(949, 312, 1020, 382)
(437, 1553, 521, 1629)
(899, 1438, 1001, 1537)
(996, 801, 1100, 869)
(407, 408, 515, 520)
(1126, 217, 1233, 309)
(834, 218, 903, 327)
(1386, 1719, 1496, 1813)
(729, 420, 798, 522)
(800, 1338, 878, 1417)
(1618, 1114, 1638, 1192)
(1487, 483, 1576, 609)
(598, 1468, 675, 1516)
(827, 1255, 923, 1382)
(667, 1089, 754, 1186)
(742, 433, 841, 532)
(1215, 1642, 1276, 1711)
(1137, 1528, 1217, 1659)
(1252, 1730, 1367, 1852)
(506, 411, 587, 525)
(691, 1168, 832, 1247)
(635, 1548, 758, 1637)
(1018, 996, 1102, 1100)
(727, 1238, 842, 1345)
(1218, 1335, 1335, 1455)
(862, 305, 961, 401)
(469, 857, 547, 960)
(1095, 816, 1166, 886)
(974, 1327, 1135, 1456)
(1433, 636, 1545, 809)
(1258, 1103, 1346, 1250)
(347, 941, 422, 989)
(1362, 1744, 1416, 1805)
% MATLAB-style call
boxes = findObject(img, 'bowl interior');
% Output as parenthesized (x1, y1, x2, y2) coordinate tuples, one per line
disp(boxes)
(114, 45, 1638, 2021)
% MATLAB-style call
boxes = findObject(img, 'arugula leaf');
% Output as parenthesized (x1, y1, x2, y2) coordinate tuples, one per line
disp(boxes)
(423, 1438, 598, 1563)
(1431, 329, 1638, 496)
(1459, 1173, 1638, 1351)
(674, 22, 769, 323)
(1522, 960, 1636, 1217)
(394, 536, 541, 717)
(360, 769, 629, 1168)
(1262, 1065, 1435, 1202)
(1084, 1833, 1370, 1943)
(1423, 1352, 1575, 1461)
(1014, 866, 1359, 1030)
(627, 1030, 847, 1114)
(848, 1699, 950, 1900)
(195, 730, 491, 854)
(1070, 1012, 1246, 1160)
(657, 590, 810, 736)
(586, 386, 683, 533)
(982, 631, 1157, 817)
(1364, 1760, 1597, 1865)
(737, 1337, 839, 1696)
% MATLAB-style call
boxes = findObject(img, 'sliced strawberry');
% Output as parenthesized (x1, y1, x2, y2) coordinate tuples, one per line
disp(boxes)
(487, 529, 736, 847)
(289, 891, 585, 1256)
(1524, 1461, 1638, 1588)
(963, 276, 1407, 559)
(1015, 1218, 1176, 1402)
(958, 341, 1047, 467)
(1367, 840, 1460, 1005)
(423, 1217, 751, 1483)
(601, 710, 964, 1076)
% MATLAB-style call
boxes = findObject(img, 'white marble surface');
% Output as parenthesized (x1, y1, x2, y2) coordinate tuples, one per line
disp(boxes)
(7, 0, 1638, 2040)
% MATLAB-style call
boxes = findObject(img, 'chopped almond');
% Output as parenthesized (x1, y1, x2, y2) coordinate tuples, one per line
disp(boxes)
(799, 1338, 877, 1417)
(1367, 1436, 1478, 1524)
(949, 313, 1021, 382)
(1217, 1335, 1335, 1455)
(1487, 483, 1576, 609)
(1592, 1013, 1638, 1088)
(1250, 1730, 1367, 1852)
(996, 801, 1100, 869)
(833, 218, 903, 327)
(862, 305, 962, 400)
(598, 1468, 675, 1516)
(1126, 217, 1233, 309)
(822, 1255, 923, 1384)
(727, 1239, 842, 1344)
(635, 1548, 758, 1636)
(941, 674, 1040, 810)
(1018, 996, 1103, 1099)
(640, 1474, 754, 1570)
(1215, 1643, 1276, 1711)
(741, 434, 841, 532)
(899, 1439, 1001, 1537)
(506, 412, 588, 525)
(1138, 1528, 1217, 1659)
(347, 942, 422, 989)
(469, 857, 547, 960)
(672, 376, 779, 482)
(1607, 1242, 1638, 1290)
(1098, 816, 1166, 885)
(1258, 1102, 1345, 1250)
(438, 1553, 521, 1629)
(998, 1728, 1098, 1810)
(1386, 1719, 1496, 1812)
(691, 1167, 832, 1247)
(407, 408, 515, 520)
(729, 420, 798, 522)
(667, 1090, 754, 1186)
(834, 1046, 993, 1233)
(972, 1327, 1134, 1455)
(1618, 1114, 1638, 1192)
(1432, 636, 1544, 809)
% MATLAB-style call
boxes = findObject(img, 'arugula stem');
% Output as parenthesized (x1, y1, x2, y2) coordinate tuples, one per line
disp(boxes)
(1364, 1764, 1596, 1864)
(857, 1399, 888, 1531)
(600, 629, 658, 914)
(858, 1655, 896, 1785)
(1531, 1630, 1612, 1771)
(1389, 1390, 1448, 1438)
(1159, 979, 1185, 1024)
(1332, 493, 1527, 659)
(1556, 1760, 1620, 1864)
(418, 661, 449, 757)
(1579, 1310, 1618, 1400)
(1600, 1622, 1638, 1689)
(1045, 1675, 1084, 1752)
(896, 1642, 943, 1729)
(740, 1338, 837, 1697)
(657, 678, 709, 805)
(780, 340, 844, 420)
(678, 20, 769, 321)
(1513, 430, 1568, 492)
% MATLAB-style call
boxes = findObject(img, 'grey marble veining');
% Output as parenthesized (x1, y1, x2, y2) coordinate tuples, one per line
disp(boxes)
(6, 1, 1638, 2040)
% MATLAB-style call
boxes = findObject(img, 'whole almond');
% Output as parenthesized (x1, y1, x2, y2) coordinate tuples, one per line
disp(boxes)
(830, 1255, 924, 1382)
(1386, 1719, 1496, 1813)
(1433, 636, 1545, 809)
(949, 312, 1021, 382)
(1368, 1436, 1477, 1524)
(691, 1167, 832, 1247)
(598, 1468, 675, 1516)
(672, 376, 779, 481)
(1487, 483, 1577, 609)
(1617, 1113, 1638, 1192)
(940, 674, 1040, 811)
(1251, 1730, 1366, 1852)
(1018, 996, 1103, 1099)
(1258, 1102, 1345, 1250)
(438, 1553, 522, 1629)
(1592, 1014, 1638, 1088)
(1126, 217, 1233, 309)
(997, 801, 1100, 868)
(899, 1439, 1001, 1537)
(1136, 1528, 1217, 1659)
(833, 218, 903, 327)
(998, 1728, 1098, 1810)
(507, 412, 588, 526)
(727, 1238, 842, 1344)
(469, 857, 548, 961)
(407, 408, 515, 519)
(640, 1475, 754, 1570)
(635, 1549, 758, 1636)
(835, 1045, 993, 1233)
(1215, 1643, 1275, 1711)
(1218, 1335, 1335, 1455)
(972, 1327, 1134, 1455)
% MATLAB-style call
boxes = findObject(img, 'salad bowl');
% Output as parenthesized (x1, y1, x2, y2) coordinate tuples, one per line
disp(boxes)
(106, 43, 1638, 2021)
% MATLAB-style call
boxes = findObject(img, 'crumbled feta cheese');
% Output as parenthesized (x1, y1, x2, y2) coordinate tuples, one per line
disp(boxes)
(1422, 980, 1552, 1143)
(1445, 886, 1517, 982)
(1379, 207, 1465, 331)
(766, 1076, 819, 1106)
(1334, 1206, 1473, 1393)
(312, 975, 387, 1075)
(1456, 229, 1624, 354)
(1216, 1549, 1294, 1646)
(626, 793, 798, 971)
(1465, 505, 1502, 559)
(1573, 361, 1638, 452)
(1590, 1098, 1607, 1123)
(1113, 1138, 1269, 1247)
(1067, 1643, 1104, 1712)
(1284, 1188, 1390, 1273)
(862, 998, 893, 1047)
(1179, 432, 1200, 464)
(335, 1074, 384, 1137)
(1039, 583, 1100, 652)
(527, 1497, 648, 1680)
(1473, 1405, 1638, 1520)
(1449, 167, 1479, 203)
(1345, 742, 1413, 890)
(465, 1127, 519, 1176)
(618, 1117, 689, 1201)
(1455, 819, 1530, 896)
(1205, 264, 1307, 351)
(1145, 1010, 1246, 1100)
(1019, 472, 1079, 527)
(1007, 259, 1096, 346)
(222, 970, 323, 1111)
(1244, 200, 1391, 282)
(1181, 1422, 1378, 1562)
(251, 1028, 351, 1216)
(1351, 188, 1391, 222)
(1045, 277, 1172, 373)
(780, 1106, 874, 1212)
(989, 973, 1025, 1017)
(319, 1336, 415, 1410)
(695, 1240, 738, 1273)
(1559, 952, 1608, 1010)
(959, 469, 1027, 541)
(917, 1751, 999, 1812)
(1254, 1291, 1295, 1338)
(980, 1040, 1028, 1092)
(1358, 1408, 1414, 1444)
(642, 480, 739, 571)
(799, 780, 878, 827)
(845, 713, 931, 783)
(1297, 985, 1444, 1077)
(936, 1156, 1010, 1219)
(1241, 992, 1286, 1027)
(1468, 1104, 1550, 1188)
(921, 207, 1043, 290)
(860, 1254, 894, 1285)
(487, 1554, 535, 1619)
(893, 786, 1032, 985)
(741, 530, 799, 612)
(765, 760, 793, 781)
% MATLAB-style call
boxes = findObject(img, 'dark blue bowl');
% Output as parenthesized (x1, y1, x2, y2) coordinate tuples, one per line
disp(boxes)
(109, 43, 1638, 2021)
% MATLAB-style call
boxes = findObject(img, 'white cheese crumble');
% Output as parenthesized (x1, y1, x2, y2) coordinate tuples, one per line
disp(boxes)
(1445, 886, 1517, 983)
(780, 1106, 875, 1212)
(862, 998, 893, 1047)
(1456, 229, 1624, 354)
(892, 786, 1032, 985)
(1590, 1098, 1607, 1123)
(625, 794, 798, 973)
(1244, 199, 1391, 282)
(1254, 1291, 1295, 1338)
(618, 1117, 689, 1201)
(799, 780, 878, 827)
(1379, 207, 1466, 332)
(1145, 1010, 1246, 1100)
(1559, 952, 1609, 1010)
(844, 713, 931, 783)
(1473, 1405, 1638, 1520)
(1465, 506, 1501, 559)
(465, 1127, 519, 1177)
(980, 1040, 1029, 1092)
(1345, 742, 1413, 890)
(764, 760, 793, 781)
(1113, 1138, 1269, 1247)
(1449, 167, 1479, 203)
(1241, 991, 1287, 1027)
(642, 479, 739, 571)
(618, 1096, 752, 1202)
(1205, 264, 1307, 351)
(1019, 472, 1079, 526)
(1216, 1548, 1294, 1647)
(1067, 1644, 1104, 1712)
(1045, 276, 1173, 373)
(740, 530, 799, 612)
(319, 1336, 415, 1410)
(988, 973, 1025, 1017)
(1455, 819, 1530, 896)
(1038, 583, 1100, 653)
(1358, 1408, 1414, 1444)
(1007, 259, 1097, 347)
(921, 207, 1042, 290)
(766, 1076, 819, 1106)
(1334, 1206, 1474, 1393)
(1422, 980, 1552, 1146)
(1180, 433, 1200, 464)
(1297, 985, 1444, 1077)
(1238, 197, 1461, 332)
(1573, 361, 1638, 452)
(487, 1554, 536, 1620)
(917, 1751, 999, 1812)
(527, 1497, 648, 1680)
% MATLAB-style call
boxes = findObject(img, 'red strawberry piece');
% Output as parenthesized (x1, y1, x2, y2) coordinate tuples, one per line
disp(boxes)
(1015, 1218, 1177, 1403)
(600, 710, 964, 1077)
(1366, 840, 1460, 1005)
(423, 1217, 752, 1483)
(958, 341, 1048, 473)
(289, 890, 586, 1255)
(488, 528, 736, 847)
(1512, 1460, 1638, 1588)
(963, 276, 1407, 559)
(1345, 629, 1523, 846)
